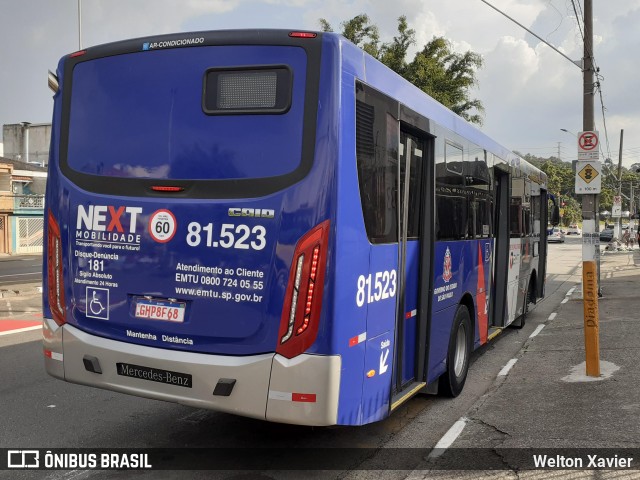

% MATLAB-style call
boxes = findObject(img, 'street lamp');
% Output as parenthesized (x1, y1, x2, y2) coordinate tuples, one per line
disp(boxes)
(78, 0, 82, 50)
(560, 129, 578, 164)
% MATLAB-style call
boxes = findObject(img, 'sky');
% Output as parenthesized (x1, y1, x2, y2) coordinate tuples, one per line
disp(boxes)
(1, 0, 639, 167)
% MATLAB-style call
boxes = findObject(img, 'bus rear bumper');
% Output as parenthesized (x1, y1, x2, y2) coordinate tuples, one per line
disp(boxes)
(43, 319, 341, 425)
(43, 318, 273, 420)
(266, 353, 341, 426)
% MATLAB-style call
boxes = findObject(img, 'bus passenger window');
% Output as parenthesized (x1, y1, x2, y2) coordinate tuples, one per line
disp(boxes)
(436, 188, 468, 241)
(403, 132, 424, 239)
(445, 141, 464, 176)
(355, 94, 398, 244)
(471, 197, 493, 238)
(510, 200, 522, 237)
(523, 207, 532, 236)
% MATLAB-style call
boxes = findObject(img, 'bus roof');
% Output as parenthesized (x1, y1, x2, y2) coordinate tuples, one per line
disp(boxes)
(326, 32, 547, 188)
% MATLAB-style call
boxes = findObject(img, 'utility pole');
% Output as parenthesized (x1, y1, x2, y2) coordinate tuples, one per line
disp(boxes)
(631, 183, 635, 233)
(615, 130, 624, 240)
(581, 0, 600, 377)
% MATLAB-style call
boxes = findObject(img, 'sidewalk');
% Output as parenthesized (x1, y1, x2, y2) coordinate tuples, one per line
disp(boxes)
(0, 282, 42, 298)
(412, 248, 640, 475)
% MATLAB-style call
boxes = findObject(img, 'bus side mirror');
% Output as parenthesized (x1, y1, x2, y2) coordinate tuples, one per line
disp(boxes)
(551, 206, 560, 226)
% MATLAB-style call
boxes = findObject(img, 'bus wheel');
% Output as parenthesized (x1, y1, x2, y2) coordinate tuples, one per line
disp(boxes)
(439, 305, 472, 397)
(511, 279, 533, 329)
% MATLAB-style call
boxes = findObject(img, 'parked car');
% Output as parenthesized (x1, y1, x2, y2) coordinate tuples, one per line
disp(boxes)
(548, 227, 565, 243)
(566, 224, 582, 235)
(599, 228, 614, 243)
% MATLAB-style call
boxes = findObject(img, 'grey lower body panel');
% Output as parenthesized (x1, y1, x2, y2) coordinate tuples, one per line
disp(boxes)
(43, 319, 341, 425)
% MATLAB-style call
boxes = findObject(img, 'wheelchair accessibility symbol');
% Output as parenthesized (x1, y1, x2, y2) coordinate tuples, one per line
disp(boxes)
(86, 287, 109, 320)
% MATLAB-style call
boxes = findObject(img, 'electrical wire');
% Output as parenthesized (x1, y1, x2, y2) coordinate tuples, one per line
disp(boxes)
(569, 0, 613, 163)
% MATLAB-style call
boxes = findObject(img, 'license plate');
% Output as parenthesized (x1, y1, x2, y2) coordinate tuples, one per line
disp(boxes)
(134, 298, 185, 323)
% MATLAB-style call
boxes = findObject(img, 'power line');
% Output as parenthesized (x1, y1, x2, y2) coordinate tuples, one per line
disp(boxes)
(568, 0, 612, 163)
(569, 0, 584, 42)
(479, 0, 581, 68)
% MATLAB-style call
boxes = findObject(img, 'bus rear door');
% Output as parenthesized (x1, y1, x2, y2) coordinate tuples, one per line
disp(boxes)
(392, 118, 435, 408)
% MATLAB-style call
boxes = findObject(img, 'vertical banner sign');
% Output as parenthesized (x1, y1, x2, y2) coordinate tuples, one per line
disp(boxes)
(612, 196, 622, 218)
(581, 220, 601, 376)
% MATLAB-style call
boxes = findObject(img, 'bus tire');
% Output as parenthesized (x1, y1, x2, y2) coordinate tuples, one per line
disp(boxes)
(511, 278, 533, 329)
(439, 305, 472, 397)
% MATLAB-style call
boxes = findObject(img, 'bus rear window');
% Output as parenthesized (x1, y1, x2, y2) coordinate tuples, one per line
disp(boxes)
(203, 66, 292, 114)
(66, 46, 306, 181)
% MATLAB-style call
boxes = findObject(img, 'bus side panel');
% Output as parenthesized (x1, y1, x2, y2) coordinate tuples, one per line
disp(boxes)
(520, 237, 535, 302)
(429, 240, 463, 380)
(506, 238, 523, 324)
(474, 239, 493, 348)
(332, 219, 370, 425)
(43, 58, 70, 325)
(299, 35, 342, 357)
(401, 241, 420, 384)
(336, 53, 399, 424)
(361, 245, 397, 424)
(333, 65, 369, 426)
(427, 240, 476, 384)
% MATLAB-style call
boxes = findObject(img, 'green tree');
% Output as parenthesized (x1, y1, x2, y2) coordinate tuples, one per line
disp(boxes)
(514, 153, 577, 226)
(513, 152, 640, 224)
(320, 14, 484, 124)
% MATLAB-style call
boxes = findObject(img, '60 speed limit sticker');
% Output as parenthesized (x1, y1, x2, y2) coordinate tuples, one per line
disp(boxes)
(149, 209, 177, 243)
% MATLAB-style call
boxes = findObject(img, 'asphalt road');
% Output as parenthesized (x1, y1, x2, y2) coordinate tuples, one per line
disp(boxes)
(0, 238, 583, 480)
(0, 254, 42, 287)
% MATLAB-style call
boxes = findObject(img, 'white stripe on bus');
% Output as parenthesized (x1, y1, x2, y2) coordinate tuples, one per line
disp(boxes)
(348, 332, 367, 347)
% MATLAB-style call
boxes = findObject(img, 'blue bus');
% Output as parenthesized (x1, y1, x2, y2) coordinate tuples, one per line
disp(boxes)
(43, 29, 551, 426)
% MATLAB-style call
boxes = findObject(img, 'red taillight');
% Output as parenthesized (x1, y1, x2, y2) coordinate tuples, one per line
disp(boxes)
(289, 32, 317, 38)
(151, 186, 184, 192)
(47, 211, 66, 326)
(70, 50, 86, 58)
(276, 221, 330, 359)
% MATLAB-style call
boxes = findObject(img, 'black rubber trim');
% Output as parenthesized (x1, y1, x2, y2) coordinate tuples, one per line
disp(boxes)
(58, 30, 322, 199)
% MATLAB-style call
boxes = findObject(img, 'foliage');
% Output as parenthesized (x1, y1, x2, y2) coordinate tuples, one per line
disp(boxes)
(516, 152, 640, 224)
(320, 14, 484, 124)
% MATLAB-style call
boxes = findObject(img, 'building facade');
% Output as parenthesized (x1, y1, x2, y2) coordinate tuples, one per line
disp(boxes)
(0, 158, 46, 254)
(2, 123, 52, 167)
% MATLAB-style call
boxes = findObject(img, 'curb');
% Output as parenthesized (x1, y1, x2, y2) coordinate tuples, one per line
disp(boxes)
(0, 285, 43, 298)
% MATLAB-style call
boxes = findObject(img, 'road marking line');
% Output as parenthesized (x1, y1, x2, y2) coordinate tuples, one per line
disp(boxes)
(498, 359, 518, 376)
(567, 288, 575, 295)
(46, 469, 94, 480)
(529, 325, 545, 338)
(0, 272, 42, 278)
(0, 325, 41, 336)
(428, 417, 468, 459)
(548, 312, 557, 321)
(561, 298, 569, 304)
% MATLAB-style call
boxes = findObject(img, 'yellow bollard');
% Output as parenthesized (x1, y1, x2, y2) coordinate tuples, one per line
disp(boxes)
(582, 260, 600, 376)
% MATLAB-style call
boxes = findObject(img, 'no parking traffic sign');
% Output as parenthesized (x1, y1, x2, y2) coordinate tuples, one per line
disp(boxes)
(578, 131, 599, 160)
